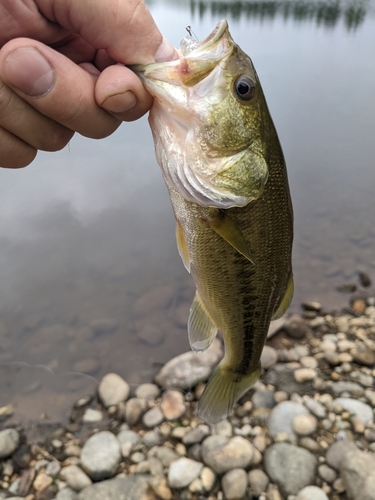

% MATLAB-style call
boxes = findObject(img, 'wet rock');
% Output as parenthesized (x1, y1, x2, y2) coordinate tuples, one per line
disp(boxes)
(325, 440, 358, 470)
(252, 389, 276, 409)
(161, 390, 186, 420)
(260, 346, 278, 369)
(73, 358, 100, 375)
(137, 324, 165, 346)
(125, 398, 147, 426)
(248, 469, 269, 495)
(80, 431, 121, 481)
(221, 468, 248, 500)
(0, 404, 13, 421)
(142, 407, 164, 428)
(340, 449, 375, 500)
(133, 286, 174, 316)
(97, 373, 130, 407)
(358, 271, 371, 288)
(201, 436, 253, 474)
(265, 364, 314, 395)
(168, 458, 203, 489)
(292, 414, 318, 436)
(264, 443, 317, 496)
(336, 283, 357, 293)
(296, 486, 329, 500)
(76, 476, 151, 500)
(82, 409, 103, 424)
(283, 315, 308, 339)
(90, 318, 118, 335)
(135, 383, 160, 400)
(154, 341, 223, 390)
(302, 301, 322, 312)
(268, 401, 309, 440)
(333, 398, 373, 424)
(60, 465, 92, 492)
(351, 299, 367, 315)
(0, 429, 20, 459)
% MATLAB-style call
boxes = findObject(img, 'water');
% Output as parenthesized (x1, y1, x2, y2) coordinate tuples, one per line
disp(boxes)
(1, 0, 374, 423)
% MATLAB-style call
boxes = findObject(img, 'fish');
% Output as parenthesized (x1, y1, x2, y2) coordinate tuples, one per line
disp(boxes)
(132, 20, 294, 423)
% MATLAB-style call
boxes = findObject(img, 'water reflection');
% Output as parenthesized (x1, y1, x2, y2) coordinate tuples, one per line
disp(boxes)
(186, 0, 369, 30)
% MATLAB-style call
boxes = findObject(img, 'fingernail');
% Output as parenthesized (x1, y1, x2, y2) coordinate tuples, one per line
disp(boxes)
(101, 90, 137, 114)
(154, 37, 178, 62)
(4, 48, 54, 97)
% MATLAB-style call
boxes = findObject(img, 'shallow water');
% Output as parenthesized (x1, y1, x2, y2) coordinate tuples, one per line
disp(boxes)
(1, 0, 375, 422)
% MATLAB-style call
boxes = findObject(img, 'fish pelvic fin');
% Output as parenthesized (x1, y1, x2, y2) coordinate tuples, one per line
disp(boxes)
(188, 291, 218, 352)
(271, 273, 294, 320)
(175, 222, 191, 272)
(207, 210, 254, 264)
(197, 363, 261, 424)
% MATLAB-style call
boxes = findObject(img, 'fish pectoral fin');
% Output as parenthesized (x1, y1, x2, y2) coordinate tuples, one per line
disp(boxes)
(271, 273, 294, 320)
(175, 222, 191, 272)
(207, 210, 254, 264)
(197, 362, 261, 424)
(188, 291, 218, 352)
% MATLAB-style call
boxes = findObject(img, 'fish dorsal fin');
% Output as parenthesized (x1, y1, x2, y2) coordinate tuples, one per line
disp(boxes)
(175, 222, 191, 272)
(271, 273, 294, 320)
(207, 210, 254, 264)
(188, 291, 218, 352)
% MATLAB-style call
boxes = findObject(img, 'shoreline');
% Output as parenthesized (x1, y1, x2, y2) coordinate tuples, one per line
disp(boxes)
(0, 291, 375, 500)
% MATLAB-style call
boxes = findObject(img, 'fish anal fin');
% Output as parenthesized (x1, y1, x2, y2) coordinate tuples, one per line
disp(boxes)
(207, 210, 254, 264)
(188, 291, 218, 352)
(197, 362, 261, 424)
(175, 222, 191, 272)
(272, 273, 294, 320)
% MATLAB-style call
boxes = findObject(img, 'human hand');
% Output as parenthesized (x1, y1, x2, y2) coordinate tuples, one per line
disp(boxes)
(0, 0, 177, 168)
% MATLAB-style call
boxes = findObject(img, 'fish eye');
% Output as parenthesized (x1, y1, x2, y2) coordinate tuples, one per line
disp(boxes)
(234, 75, 256, 101)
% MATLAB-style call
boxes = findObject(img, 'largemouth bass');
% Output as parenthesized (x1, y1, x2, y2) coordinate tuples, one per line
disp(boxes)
(133, 20, 293, 423)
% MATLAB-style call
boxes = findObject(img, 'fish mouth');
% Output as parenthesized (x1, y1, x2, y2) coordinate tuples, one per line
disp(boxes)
(131, 20, 234, 91)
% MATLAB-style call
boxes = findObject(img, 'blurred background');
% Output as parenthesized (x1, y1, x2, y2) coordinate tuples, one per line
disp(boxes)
(0, 0, 374, 422)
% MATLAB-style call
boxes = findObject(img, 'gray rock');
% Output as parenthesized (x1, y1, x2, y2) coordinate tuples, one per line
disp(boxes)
(135, 383, 160, 400)
(133, 286, 174, 316)
(60, 465, 92, 491)
(150, 446, 179, 467)
(137, 323, 165, 346)
(160, 390, 186, 420)
(221, 468, 248, 500)
(77, 476, 150, 500)
(248, 469, 269, 495)
(142, 407, 164, 428)
(46, 461, 61, 477)
(340, 449, 375, 500)
(201, 436, 253, 474)
(0, 429, 20, 459)
(325, 440, 358, 471)
(268, 401, 309, 441)
(333, 398, 373, 424)
(331, 382, 364, 397)
(304, 398, 327, 419)
(168, 457, 203, 489)
(182, 425, 210, 445)
(142, 430, 160, 448)
(265, 364, 313, 395)
(56, 488, 78, 500)
(252, 389, 276, 409)
(97, 373, 130, 407)
(82, 409, 103, 424)
(154, 341, 223, 390)
(318, 464, 337, 483)
(125, 398, 147, 426)
(80, 431, 121, 480)
(264, 443, 317, 496)
(296, 486, 329, 500)
(283, 315, 308, 339)
(117, 429, 140, 458)
(261, 346, 278, 369)
(90, 318, 118, 335)
(210, 419, 233, 437)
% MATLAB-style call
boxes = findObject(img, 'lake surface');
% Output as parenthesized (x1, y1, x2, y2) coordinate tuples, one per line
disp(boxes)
(1, 0, 375, 422)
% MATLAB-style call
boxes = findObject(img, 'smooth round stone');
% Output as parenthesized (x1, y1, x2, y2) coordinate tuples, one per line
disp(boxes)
(143, 430, 160, 447)
(151, 445, 179, 467)
(221, 468, 248, 500)
(0, 429, 20, 459)
(304, 398, 327, 419)
(201, 467, 216, 492)
(133, 286, 174, 316)
(125, 398, 147, 426)
(90, 318, 118, 335)
(294, 369, 317, 383)
(292, 414, 318, 436)
(353, 349, 375, 367)
(333, 398, 373, 424)
(46, 461, 61, 477)
(60, 465, 92, 491)
(325, 440, 358, 470)
(142, 407, 164, 428)
(161, 390, 186, 420)
(264, 443, 317, 496)
(261, 346, 278, 369)
(340, 449, 375, 500)
(252, 390, 276, 409)
(300, 356, 318, 369)
(283, 315, 308, 339)
(135, 383, 160, 400)
(137, 324, 165, 346)
(268, 401, 309, 440)
(55, 488, 78, 500)
(82, 409, 103, 424)
(302, 301, 321, 312)
(296, 486, 329, 500)
(80, 431, 121, 481)
(210, 419, 233, 437)
(201, 436, 253, 474)
(248, 469, 269, 496)
(318, 464, 337, 483)
(183, 425, 210, 445)
(168, 457, 203, 489)
(117, 429, 140, 450)
(97, 373, 130, 407)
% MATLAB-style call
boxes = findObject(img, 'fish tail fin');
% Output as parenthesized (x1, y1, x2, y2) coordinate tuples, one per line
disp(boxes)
(197, 362, 261, 424)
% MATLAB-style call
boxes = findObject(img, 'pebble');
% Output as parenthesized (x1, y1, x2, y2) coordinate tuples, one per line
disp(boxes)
(268, 401, 309, 440)
(161, 390, 186, 420)
(56, 488, 78, 500)
(294, 368, 317, 383)
(252, 389, 276, 409)
(142, 407, 164, 428)
(352, 348, 375, 367)
(125, 398, 147, 426)
(260, 345, 278, 369)
(76, 476, 150, 500)
(304, 398, 327, 419)
(97, 373, 130, 407)
(248, 469, 269, 495)
(340, 449, 375, 500)
(134, 383, 160, 400)
(318, 464, 337, 483)
(82, 409, 103, 424)
(325, 440, 358, 470)
(283, 315, 309, 339)
(265, 364, 314, 394)
(331, 382, 364, 396)
(292, 414, 318, 436)
(201, 467, 216, 492)
(151, 446, 179, 467)
(210, 419, 233, 437)
(221, 468, 248, 500)
(295, 486, 329, 500)
(143, 430, 160, 447)
(80, 431, 121, 481)
(136, 323, 165, 346)
(201, 436, 253, 474)
(182, 425, 210, 445)
(333, 398, 373, 424)
(0, 429, 20, 459)
(302, 301, 322, 312)
(60, 465, 92, 491)
(264, 443, 317, 496)
(133, 285, 174, 316)
(168, 457, 203, 489)
(73, 357, 100, 374)
(33, 471, 53, 491)
(90, 318, 118, 335)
